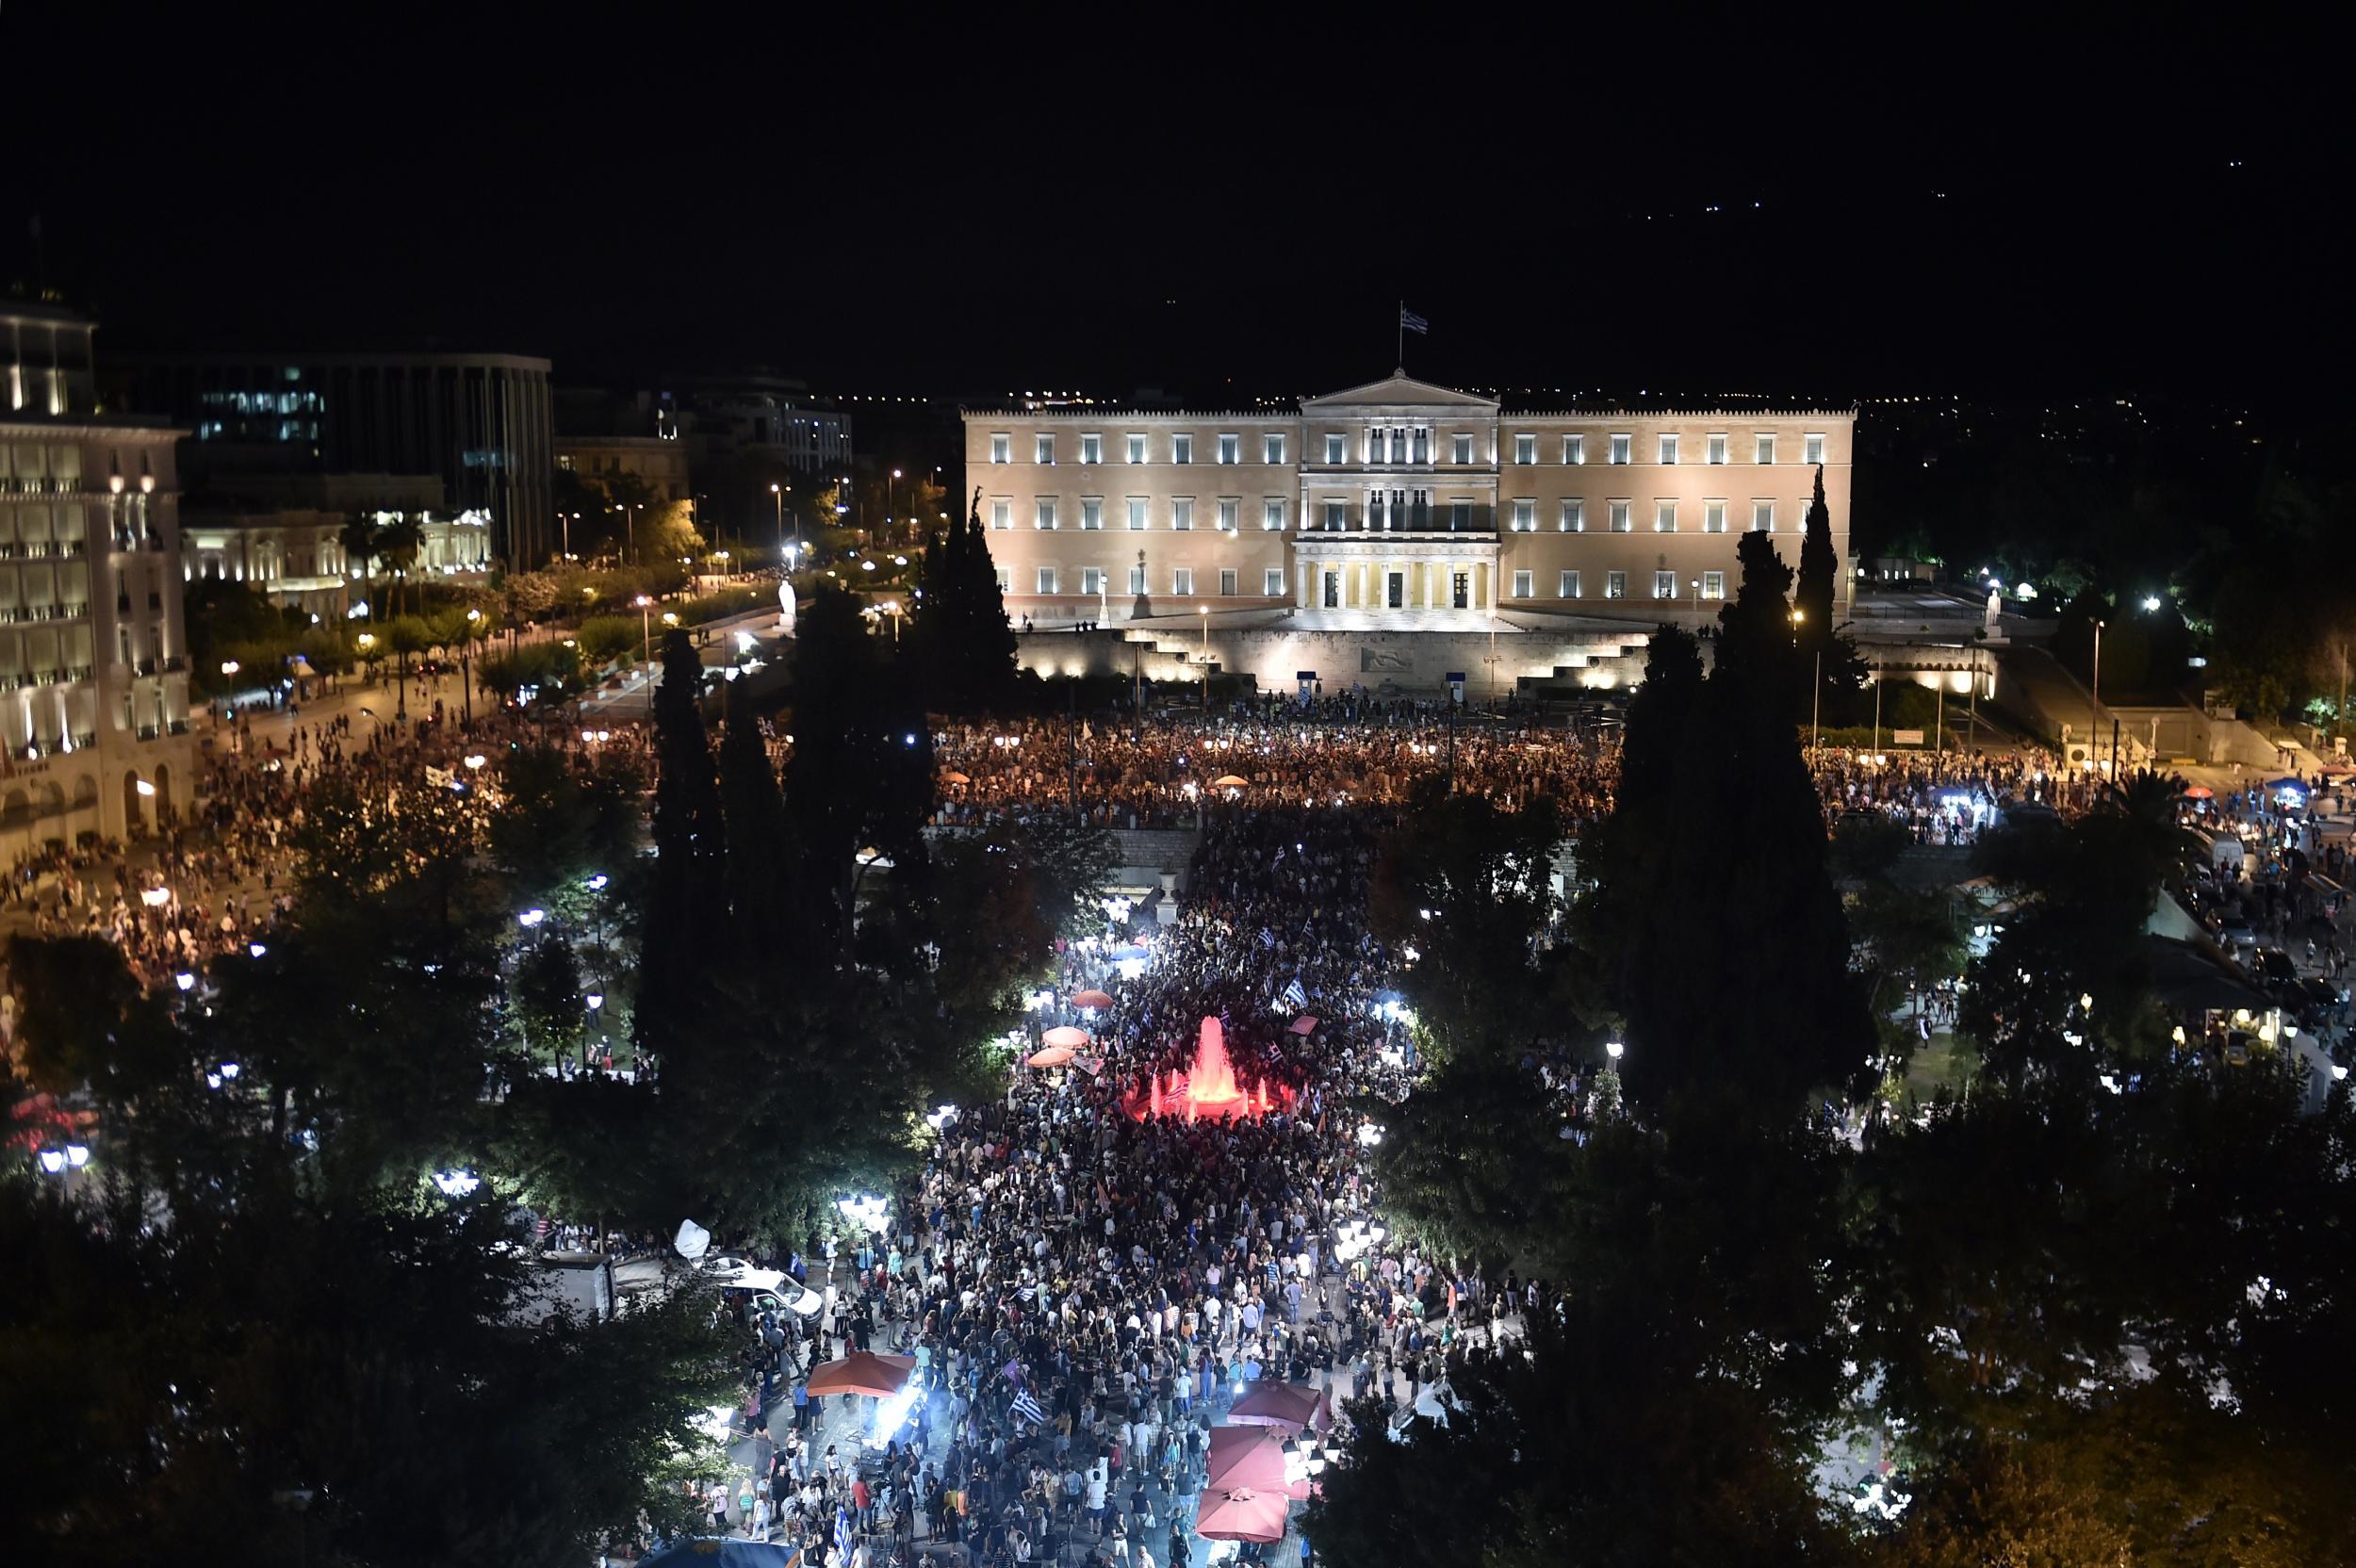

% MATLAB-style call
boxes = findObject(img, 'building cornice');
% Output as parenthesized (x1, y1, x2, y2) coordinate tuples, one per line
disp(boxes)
(0, 417, 188, 440)
(963, 404, 1860, 422)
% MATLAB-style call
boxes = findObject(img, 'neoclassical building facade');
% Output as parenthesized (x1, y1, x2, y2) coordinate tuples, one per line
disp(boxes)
(963, 374, 1852, 631)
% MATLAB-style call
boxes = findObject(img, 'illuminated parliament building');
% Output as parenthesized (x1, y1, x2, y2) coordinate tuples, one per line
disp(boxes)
(962, 374, 1852, 692)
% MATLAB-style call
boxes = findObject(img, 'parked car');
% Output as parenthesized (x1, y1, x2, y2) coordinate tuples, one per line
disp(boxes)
(704, 1255, 787, 1293)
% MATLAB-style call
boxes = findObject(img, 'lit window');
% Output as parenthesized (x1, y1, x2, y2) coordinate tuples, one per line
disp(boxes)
(1704, 500, 1726, 533)
(1171, 434, 1193, 465)
(1126, 498, 1148, 531)
(1035, 498, 1057, 530)
(1561, 498, 1584, 532)
(1655, 500, 1677, 532)
(1217, 434, 1240, 466)
(1323, 499, 1348, 531)
(1171, 567, 1193, 595)
(1512, 498, 1535, 532)
(1659, 434, 1678, 465)
(1127, 434, 1147, 464)
(1171, 498, 1193, 531)
(1036, 567, 1056, 594)
(1804, 433, 1825, 466)
(990, 498, 1011, 531)
(1081, 566, 1104, 594)
(1264, 434, 1285, 464)
(1218, 498, 1239, 531)
(1560, 570, 1580, 598)
(1606, 570, 1627, 599)
(1563, 434, 1584, 466)
(1752, 500, 1775, 532)
(1220, 568, 1237, 596)
(1609, 500, 1632, 532)
(1080, 498, 1103, 531)
(1707, 433, 1728, 465)
(1325, 433, 1346, 464)
(1701, 570, 1726, 599)
(990, 433, 1010, 465)
(1128, 563, 1146, 594)
(1756, 433, 1776, 465)
(1654, 570, 1677, 599)
(1514, 433, 1536, 466)
(1609, 433, 1632, 465)
(1453, 433, 1474, 464)
(1513, 570, 1533, 599)
(995, 567, 1011, 590)
(1080, 433, 1103, 464)
(1036, 434, 1055, 465)
(1264, 568, 1286, 596)
(1263, 498, 1285, 531)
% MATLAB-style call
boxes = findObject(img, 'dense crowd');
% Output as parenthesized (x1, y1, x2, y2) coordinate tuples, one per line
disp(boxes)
(696, 808, 1568, 1566)
(933, 713, 1618, 831)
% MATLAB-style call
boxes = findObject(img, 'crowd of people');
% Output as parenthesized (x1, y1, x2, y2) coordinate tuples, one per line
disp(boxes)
(684, 807, 1568, 1566)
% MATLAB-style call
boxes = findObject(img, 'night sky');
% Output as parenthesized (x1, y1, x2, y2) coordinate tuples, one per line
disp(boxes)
(8, 9, 2338, 408)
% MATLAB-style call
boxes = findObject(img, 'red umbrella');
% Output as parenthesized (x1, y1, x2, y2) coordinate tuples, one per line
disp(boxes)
(805, 1351, 916, 1398)
(1227, 1382, 1325, 1430)
(1204, 1425, 1289, 1493)
(1195, 1486, 1290, 1544)
(1026, 1045, 1076, 1069)
(2182, 785, 2216, 800)
(1288, 1015, 1318, 1035)
(1072, 989, 1115, 1010)
(1041, 1024, 1090, 1050)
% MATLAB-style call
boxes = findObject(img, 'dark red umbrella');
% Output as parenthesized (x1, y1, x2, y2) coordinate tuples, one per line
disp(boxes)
(1227, 1381, 1326, 1430)
(1195, 1486, 1289, 1544)
(805, 1351, 916, 1398)
(1204, 1425, 1288, 1493)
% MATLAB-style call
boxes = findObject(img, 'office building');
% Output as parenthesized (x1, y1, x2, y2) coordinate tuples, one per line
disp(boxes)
(111, 350, 555, 567)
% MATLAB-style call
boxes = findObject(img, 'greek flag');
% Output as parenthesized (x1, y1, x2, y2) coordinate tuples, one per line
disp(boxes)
(1010, 1387, 1047, 1425)
(834, 1505, 852, 1561)
(1280, 977, 1307, 1011)
(1399, 307, 1429, 335)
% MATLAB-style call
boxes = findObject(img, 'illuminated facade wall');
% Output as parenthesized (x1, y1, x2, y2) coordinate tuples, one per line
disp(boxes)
(964, 374, 1853, 628)
(1, 302, 195, 848)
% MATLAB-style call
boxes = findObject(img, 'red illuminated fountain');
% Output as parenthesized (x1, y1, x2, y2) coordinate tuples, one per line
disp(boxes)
(1128, 1016, 1296, 1122)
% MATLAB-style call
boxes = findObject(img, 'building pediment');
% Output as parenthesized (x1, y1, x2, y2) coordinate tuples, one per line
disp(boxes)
(1300, 372, 1498, 414)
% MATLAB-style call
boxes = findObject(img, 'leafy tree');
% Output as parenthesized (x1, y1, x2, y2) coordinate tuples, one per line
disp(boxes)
(513, 933, 587, 1067)
(0, 1174, 735, 1567)
(1369, 783, 1602, 1063)
(1366, 1054, 1580, 1273)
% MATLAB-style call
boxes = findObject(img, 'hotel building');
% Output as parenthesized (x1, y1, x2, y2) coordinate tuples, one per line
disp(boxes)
(964, 374, 1852, 637)
(2, 300, 196, 851)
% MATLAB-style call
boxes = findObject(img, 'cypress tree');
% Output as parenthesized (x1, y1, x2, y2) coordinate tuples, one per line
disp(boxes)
(636, 629, 725, 1061)
(716, 678, 791, 956)
(1794, 466, 1837, 638)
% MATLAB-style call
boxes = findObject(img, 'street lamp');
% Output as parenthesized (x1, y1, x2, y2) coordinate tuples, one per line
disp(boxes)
(1605, 1040, 1625, 1061)
(1198, 605, 1210, 710)
(2090, 617, 2106, 779)
(633, 595, 656, 719)
(220, 659, 239, 678)
(461, 607, 483, 727)
(614, 501, 639, 564)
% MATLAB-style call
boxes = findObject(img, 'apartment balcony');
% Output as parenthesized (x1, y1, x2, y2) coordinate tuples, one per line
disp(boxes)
(162, 654, 187, 673)
(167, 717, 190, 735)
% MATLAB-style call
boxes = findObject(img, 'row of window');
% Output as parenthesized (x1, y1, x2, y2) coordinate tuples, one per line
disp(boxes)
(990, 494, 1804, 532)
(1004, 564, 1726, 602)
(1513, 498, 1792, 533)
(988, 430, 1828, 467)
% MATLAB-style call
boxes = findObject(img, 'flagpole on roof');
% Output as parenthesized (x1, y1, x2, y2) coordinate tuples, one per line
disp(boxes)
(1397, 299, 1404, 372)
